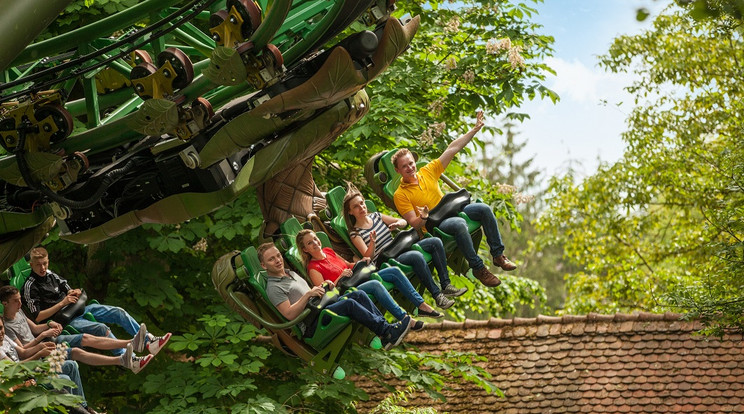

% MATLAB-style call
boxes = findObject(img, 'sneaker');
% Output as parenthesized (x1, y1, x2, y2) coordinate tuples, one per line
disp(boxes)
(442, 284, 468, 298)
(473, 267, 501, 287)
(417, 307, 444, 318)
(122, 343, 153, 374)
(146, 332, 172, 356)
(120, 342, 133, 367)
(434, 293, 455, 310)
(382, 315, 412, 350)
(132, 323, 147, 353)
(493, 254, 517, 271)
(129, 354, 154, 374)
(410, 320, 425, 331)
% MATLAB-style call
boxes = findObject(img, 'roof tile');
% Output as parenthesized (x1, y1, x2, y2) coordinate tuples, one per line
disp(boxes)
(356, 312, 744, 413)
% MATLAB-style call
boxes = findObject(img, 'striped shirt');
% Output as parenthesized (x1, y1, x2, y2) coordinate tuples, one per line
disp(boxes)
(350, 212, 394, 260)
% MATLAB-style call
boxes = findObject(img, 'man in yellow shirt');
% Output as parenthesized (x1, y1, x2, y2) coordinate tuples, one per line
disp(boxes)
(392, 111, 517, 287)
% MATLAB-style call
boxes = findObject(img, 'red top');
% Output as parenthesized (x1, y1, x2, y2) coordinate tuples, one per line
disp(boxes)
(307, 248, 351, 283)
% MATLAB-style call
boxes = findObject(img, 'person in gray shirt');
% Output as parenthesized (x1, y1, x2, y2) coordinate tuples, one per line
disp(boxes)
(258, 243, 411, 350)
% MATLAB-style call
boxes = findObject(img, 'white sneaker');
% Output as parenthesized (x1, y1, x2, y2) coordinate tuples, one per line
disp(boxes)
(146, 332, 172, 356)
(122, 343, 153, 374)
(129, 354, 154, 374)
(132, 323, 147, 353)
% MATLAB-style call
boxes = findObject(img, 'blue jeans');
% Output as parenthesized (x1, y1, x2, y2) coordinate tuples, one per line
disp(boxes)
(357, 280, 406, 321)
(55, 334, 83, 348)
(60, 360, 87, 408)
(330, 290, 393, 337)
(396, 236, 451, 296)
(69, 303, 140, 356)
(376, 266, 424, 309)
(438, 202, 504, 270)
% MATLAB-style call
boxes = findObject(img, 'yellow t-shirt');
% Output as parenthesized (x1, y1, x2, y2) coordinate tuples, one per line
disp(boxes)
(393, 159, 445, 217)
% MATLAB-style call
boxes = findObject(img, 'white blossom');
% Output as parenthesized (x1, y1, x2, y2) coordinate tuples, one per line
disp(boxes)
(508, 46, 526, 69)
(444, 57, 457, 71)
(428, 97, 445, 117)
(444, 16, 460, 34)
(463, 69, 475, 84)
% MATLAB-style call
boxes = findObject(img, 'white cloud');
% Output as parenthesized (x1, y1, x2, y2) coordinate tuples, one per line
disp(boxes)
(543, 56, 636, 107)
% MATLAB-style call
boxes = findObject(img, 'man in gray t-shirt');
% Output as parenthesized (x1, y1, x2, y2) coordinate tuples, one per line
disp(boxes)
(258, 243, 411, 350)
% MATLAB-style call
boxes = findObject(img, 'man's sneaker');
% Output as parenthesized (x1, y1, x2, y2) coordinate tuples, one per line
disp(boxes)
(146, 332, 172, 356)
(493, 254, 517, 271)
(128, 354, 154, 374)
(382, 316, 412, 351)
(434, 293, 454, 310)
(442, 284, 468, 298)
(120, 342, 133, 366)
(132, 323, 147, 353)
(122, 343, 153, 374)
(473, 267, 501, 287)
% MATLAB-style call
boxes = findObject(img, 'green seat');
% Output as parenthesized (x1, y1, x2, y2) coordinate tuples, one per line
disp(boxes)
(372, 150, 485, 271)
(279, 217, 333, 277)
(7, 257, 99, 328)
(213, 246, 365, 376)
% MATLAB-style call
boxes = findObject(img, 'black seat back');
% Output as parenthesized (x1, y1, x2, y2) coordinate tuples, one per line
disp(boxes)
(375, 227, 420, 266)
(337, 262, 374, 293)
(425, 188, 471, 232)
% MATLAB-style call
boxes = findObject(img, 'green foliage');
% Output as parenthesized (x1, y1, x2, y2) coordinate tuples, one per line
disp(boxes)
(369, 388, 440, 414)
(38, 0, 146, 40)
(29, 0, 558, 411)
(1, 359, 84, 413)
(536, 7, 744, 334)
(321, 0, 556, 188)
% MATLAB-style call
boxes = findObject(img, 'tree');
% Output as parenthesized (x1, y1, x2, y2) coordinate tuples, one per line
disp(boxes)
(8, 0, 559, 412)
(536, 5, 744, 335)
(468, 123, 577, 316)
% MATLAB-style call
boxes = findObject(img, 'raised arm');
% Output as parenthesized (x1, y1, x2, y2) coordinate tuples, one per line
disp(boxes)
(274, 286, 324, 320)
(438, 111, 484, 169)
(401, 206, 429, 230)
(351, 231, 376, 259)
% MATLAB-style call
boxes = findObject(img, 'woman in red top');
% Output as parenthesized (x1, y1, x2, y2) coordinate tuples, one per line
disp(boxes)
(296, 229, 442, 319)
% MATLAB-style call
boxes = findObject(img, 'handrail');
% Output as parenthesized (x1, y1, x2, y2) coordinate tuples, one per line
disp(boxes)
(227, 285, 311, 330)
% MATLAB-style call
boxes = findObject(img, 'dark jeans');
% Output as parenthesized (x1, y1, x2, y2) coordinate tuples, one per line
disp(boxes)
(438, 202, 505, 270)
(326, 290, 390, 337)
(397, 236, 451, 296)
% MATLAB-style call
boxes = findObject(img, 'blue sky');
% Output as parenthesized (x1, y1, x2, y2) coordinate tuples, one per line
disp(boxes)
(496, 0, 670, 181)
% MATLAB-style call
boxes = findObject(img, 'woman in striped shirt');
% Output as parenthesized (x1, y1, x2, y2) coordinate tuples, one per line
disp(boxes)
(343, 185, 468, 310)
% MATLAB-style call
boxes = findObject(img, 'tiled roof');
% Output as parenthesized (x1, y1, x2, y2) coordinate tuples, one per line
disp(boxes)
(355, 312, 744, 413)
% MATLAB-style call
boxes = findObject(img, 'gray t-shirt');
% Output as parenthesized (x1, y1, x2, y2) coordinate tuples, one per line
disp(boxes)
(3, 311, 35, 345)
(265, 270, 311, 334)
(0, 336, 20, 362)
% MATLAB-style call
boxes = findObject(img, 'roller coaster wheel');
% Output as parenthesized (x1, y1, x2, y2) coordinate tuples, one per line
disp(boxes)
(35, 105, 74, 144)
(129, 49, 153, 66)
(226, 0, 261, 39)
(264, 44, 283, 69)
(72, 151, 90, 171)
(0, 118, 16, 151)
(157, 47, 194, 90)
(130, 62, 158, 100)
(209, 10, 229, 43)
(193, 97, 215, 118)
